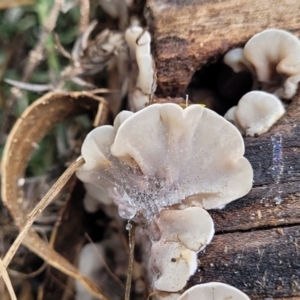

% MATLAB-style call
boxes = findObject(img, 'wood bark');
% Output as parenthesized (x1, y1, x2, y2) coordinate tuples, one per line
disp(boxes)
(146, 0, 300, 299)
(146, 0, 300, 97)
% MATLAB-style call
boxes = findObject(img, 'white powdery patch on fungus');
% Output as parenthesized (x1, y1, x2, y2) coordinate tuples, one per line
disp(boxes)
(244, 28, 300, 99)
(177, 282, 250, 300)
(77, 103, 253, 221)
(233, 91, 285, 136)
(125, 22, 156, 111)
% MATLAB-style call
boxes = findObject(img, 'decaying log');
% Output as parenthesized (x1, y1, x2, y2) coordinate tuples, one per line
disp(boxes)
(146, 0, 300, 298)
(146, 0, 300, 97)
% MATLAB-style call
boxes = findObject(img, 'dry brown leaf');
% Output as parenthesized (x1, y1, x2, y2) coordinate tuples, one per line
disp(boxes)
(1, 91, 110, 300)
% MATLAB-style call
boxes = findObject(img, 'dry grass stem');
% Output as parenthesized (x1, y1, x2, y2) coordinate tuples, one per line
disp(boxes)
(79, 0, 90, 33)
(8, 261, 48, 279)
(23, 0, 64, 81)
(124, 222, 136, 300)
(2, 158, 84, 271)
(0, 259, 17, 300)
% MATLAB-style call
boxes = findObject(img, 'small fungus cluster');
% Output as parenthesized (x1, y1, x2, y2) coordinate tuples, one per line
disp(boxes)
(223, 29, 300, 136)
(76, 103, 253, 299)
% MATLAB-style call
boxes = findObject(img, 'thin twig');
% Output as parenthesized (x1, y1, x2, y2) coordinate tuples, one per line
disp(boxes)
(124, 221, 136, 300)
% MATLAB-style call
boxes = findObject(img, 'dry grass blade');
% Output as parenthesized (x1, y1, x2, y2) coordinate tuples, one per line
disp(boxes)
(2, 158, 84, 269)
(1, 91, 110, 300)
(54, 33, 74, 61)
(22, 0, 64, 81)
(0, 259, 16, 300)
(4, 78, 53, 92)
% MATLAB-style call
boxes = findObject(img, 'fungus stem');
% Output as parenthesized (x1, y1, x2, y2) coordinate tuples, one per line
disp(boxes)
(124, 221, 136, 300)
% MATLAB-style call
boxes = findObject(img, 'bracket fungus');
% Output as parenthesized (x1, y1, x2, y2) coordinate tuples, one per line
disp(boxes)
(76, 103, 253, 295)
(77, 103, 253, 221)
(244, 28, 300, 99)
(177, 282, 250, 300)
(150, 207, 214, 292)
(223, 47, 254, 74)
(150, 241, 197, 292)
(226, 91, 285, 136)
(153, 207, 214, 252)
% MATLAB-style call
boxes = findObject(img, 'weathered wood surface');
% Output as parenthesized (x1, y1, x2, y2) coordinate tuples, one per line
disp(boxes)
(146, 0, 300, 96)
(145, 0, 300, 298)
(195, 225, 300, 300)
(210, 93, 300, 233)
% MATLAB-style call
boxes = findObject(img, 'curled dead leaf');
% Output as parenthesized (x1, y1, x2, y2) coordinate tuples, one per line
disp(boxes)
(1, 91, 110, 300)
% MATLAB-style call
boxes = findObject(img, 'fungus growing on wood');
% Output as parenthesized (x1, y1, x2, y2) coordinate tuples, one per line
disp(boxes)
(77, 103, 253, 221)
(154, 207, 214, 252)
(150, 241, 197, 292)
(177, 282, 250, 300)
(223, 48, 254, 73)
(233, 91, 285, 136)
(125, 22, 155, 111)
(244, 28, 300, 99)
(77, 103, 253, 296)
(149, 207, 214, 293)
(224, 106, 236, 122)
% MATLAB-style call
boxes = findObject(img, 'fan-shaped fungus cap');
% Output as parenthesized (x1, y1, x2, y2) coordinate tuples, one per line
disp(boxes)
(223, 48, 254, 73)
(244, 29, 300, 98)
(154, 207, 214, 252)
(177, 282, 250, 300)
(150, 241, 197, 292)
(77, 103, 253, 221)
(235, 91, 285, 136)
